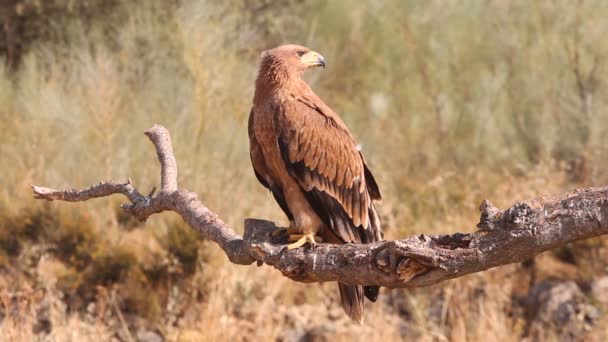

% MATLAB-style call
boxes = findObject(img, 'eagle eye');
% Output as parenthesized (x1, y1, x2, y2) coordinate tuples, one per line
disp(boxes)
(296, 50, 306, 57)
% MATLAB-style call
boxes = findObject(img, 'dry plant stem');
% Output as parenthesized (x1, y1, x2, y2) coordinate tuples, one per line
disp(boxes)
(32, 125, 608, 289)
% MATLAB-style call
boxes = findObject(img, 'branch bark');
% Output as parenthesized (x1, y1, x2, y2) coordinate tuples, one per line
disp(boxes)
(32, 125, 608, 288)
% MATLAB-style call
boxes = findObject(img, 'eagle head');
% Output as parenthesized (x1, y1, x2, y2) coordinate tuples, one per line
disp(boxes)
(260, 44, 326, 75)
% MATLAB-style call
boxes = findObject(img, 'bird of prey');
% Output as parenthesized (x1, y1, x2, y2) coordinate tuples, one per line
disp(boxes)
(248, 44, 382, 323)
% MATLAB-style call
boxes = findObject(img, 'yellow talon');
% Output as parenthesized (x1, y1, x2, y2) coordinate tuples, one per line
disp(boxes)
(286, 232, 319, 250)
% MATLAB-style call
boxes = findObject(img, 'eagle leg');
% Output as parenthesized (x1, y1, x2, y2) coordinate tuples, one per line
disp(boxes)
(271, 226, 300, 238)
(286, 232, 319, 250)
(287, 234, 323, 243)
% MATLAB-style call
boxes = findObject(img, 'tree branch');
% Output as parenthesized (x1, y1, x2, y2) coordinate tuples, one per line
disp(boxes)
(32, 125, 608, 288)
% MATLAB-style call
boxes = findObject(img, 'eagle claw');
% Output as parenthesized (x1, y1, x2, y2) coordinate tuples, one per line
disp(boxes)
(286, 232, 321, 250)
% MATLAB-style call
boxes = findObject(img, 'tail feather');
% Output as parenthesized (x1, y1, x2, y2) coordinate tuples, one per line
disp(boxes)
(338, 283, 365, 324)
(337, 204, 383, 323)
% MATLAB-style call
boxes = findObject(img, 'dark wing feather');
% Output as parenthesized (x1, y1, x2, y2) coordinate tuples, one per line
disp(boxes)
(276, 93, 382, 244)
(362, 153, 382, 202)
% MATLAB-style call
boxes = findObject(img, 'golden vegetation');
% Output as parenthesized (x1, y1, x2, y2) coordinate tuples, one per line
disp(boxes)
(1, 1, 608, 340)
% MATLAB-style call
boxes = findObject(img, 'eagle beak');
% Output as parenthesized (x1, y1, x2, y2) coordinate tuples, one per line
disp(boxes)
(301, 51, 326, 68)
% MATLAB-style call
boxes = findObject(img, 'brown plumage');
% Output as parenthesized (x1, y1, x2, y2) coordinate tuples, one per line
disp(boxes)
(248, 44, 383, 323)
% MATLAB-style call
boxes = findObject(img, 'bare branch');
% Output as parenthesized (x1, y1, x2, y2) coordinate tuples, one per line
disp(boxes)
(32, 125, 608, 289)
(145, 125, 178, 192)
(32, 181, 145, 204)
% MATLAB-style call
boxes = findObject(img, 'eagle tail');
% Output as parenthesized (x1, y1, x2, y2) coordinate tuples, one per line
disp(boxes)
(364, 285, 380, 302)
(333, 198, 384, 323)
(338, 283, 365, 324)
(363, 202, 382, 303)
(364, 202, 383, 302)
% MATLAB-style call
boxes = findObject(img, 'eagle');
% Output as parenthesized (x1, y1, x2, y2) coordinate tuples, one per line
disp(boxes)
(248, 44, 382, 323)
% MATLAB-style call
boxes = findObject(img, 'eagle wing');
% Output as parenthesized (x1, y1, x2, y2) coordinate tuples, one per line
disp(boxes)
(276, 92, 382, 243)
(248, 108, 294, 222)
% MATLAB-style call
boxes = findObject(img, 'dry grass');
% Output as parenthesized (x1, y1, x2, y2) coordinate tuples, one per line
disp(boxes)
(2, 0, 608, 341)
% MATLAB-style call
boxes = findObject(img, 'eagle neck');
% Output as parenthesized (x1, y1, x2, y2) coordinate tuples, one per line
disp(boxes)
(254, 62, 306, 105)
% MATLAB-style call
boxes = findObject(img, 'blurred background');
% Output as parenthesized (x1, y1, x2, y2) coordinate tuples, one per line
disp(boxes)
(1, 0, 608, 340)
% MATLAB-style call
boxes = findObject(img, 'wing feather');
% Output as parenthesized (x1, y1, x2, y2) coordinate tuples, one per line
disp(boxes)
(352, 186, 361, 227)
(276, 93, 382, 243)
(248, 108, 293, 221)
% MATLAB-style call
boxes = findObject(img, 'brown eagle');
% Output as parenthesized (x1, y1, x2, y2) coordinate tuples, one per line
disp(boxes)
(248, 44, 382, 323)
